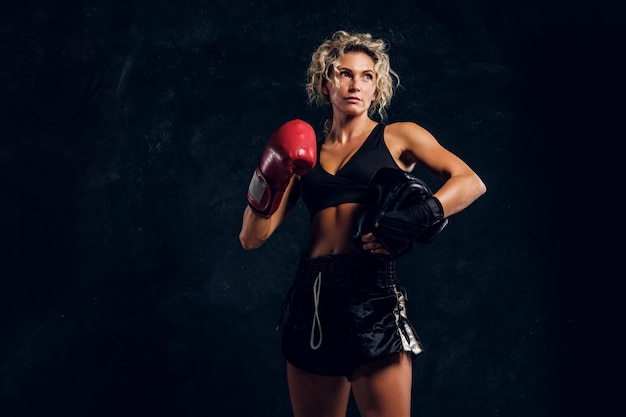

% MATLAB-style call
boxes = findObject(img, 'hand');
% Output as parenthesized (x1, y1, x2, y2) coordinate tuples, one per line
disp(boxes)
(359, 231, 391, 256)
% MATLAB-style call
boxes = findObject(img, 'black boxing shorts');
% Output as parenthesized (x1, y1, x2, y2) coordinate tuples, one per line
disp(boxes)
(279, 253, 423, 380)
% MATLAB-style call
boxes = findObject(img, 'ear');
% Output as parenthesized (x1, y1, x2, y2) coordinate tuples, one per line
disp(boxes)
(322, 79, 330, 95)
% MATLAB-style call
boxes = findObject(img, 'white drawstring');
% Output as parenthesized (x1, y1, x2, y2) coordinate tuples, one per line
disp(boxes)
(310, 272, 322, 350)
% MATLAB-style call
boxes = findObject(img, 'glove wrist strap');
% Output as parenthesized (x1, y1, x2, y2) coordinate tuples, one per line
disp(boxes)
(424, 196, 445, 221)
(247, 169, 272, 218)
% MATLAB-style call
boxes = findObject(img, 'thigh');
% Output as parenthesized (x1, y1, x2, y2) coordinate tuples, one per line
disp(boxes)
(350, 353, 413, 417)
(287, 361, 351, 417)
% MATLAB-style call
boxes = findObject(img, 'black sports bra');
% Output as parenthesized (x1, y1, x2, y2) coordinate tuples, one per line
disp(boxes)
(300, 123, 401, 216)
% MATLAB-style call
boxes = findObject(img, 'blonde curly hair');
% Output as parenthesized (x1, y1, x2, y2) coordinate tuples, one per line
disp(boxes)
(306, 30, 400, 131)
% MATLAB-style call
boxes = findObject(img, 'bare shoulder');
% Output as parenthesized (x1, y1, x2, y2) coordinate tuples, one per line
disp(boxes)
(383, 121, 440, 158)
(384, 121, 437, 145)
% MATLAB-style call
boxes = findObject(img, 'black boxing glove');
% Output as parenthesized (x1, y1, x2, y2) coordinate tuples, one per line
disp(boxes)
(376, 196, 445, 244)
(353, 167, 448, 259)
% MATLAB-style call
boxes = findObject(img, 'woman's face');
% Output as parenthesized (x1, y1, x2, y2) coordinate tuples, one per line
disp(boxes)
(325, 51, 377, 116)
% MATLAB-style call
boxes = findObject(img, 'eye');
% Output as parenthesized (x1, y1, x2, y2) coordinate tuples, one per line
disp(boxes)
(363, 73, 374, 81)
(339, 71, 352, 78)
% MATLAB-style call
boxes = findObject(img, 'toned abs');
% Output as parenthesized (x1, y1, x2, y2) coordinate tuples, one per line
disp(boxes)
(304, 203, 363, 258)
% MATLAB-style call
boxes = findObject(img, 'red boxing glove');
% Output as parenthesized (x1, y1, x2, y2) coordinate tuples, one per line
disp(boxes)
(247, 119, 317, 217)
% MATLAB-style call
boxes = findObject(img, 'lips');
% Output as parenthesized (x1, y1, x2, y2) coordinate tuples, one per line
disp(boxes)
(345, 96, 361, 102)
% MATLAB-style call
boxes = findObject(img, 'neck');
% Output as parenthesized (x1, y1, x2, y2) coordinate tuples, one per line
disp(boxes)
(327, 115, 376, 144)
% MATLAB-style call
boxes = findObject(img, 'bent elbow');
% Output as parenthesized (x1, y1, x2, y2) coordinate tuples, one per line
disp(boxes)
(240, 241, 259, 251)
(239, 233, 263, 251)
(476, 177, 487, 197)
(239, 235, 255, 251)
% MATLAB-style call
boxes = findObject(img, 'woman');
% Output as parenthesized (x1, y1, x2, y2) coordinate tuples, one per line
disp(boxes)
(239, 30, 486, 417)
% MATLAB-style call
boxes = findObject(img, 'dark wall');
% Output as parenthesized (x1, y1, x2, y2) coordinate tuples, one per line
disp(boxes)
(1, 1, 618, 416)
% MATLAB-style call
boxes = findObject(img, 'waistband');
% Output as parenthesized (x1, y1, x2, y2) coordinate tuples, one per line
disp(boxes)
(294, 252, 398, 290)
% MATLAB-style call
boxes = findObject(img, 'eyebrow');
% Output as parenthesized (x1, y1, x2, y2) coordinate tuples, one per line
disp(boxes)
(337, 66, 375, 75)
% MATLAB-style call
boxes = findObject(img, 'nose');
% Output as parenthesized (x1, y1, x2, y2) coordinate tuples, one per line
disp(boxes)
(349, 78, 361, 92)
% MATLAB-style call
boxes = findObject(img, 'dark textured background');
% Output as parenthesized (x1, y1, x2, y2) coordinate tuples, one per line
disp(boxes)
(1, 1, 620, 416)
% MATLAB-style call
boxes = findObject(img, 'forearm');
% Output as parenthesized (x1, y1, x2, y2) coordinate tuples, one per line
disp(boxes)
(239, 206, 273, 250)
(433, 172, 486, 217)
(239, 175, 301, 250)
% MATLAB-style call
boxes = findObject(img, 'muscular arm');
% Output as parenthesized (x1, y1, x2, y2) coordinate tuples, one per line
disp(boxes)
(385, 122, 486, 217)
(239, 175, 301, 250)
